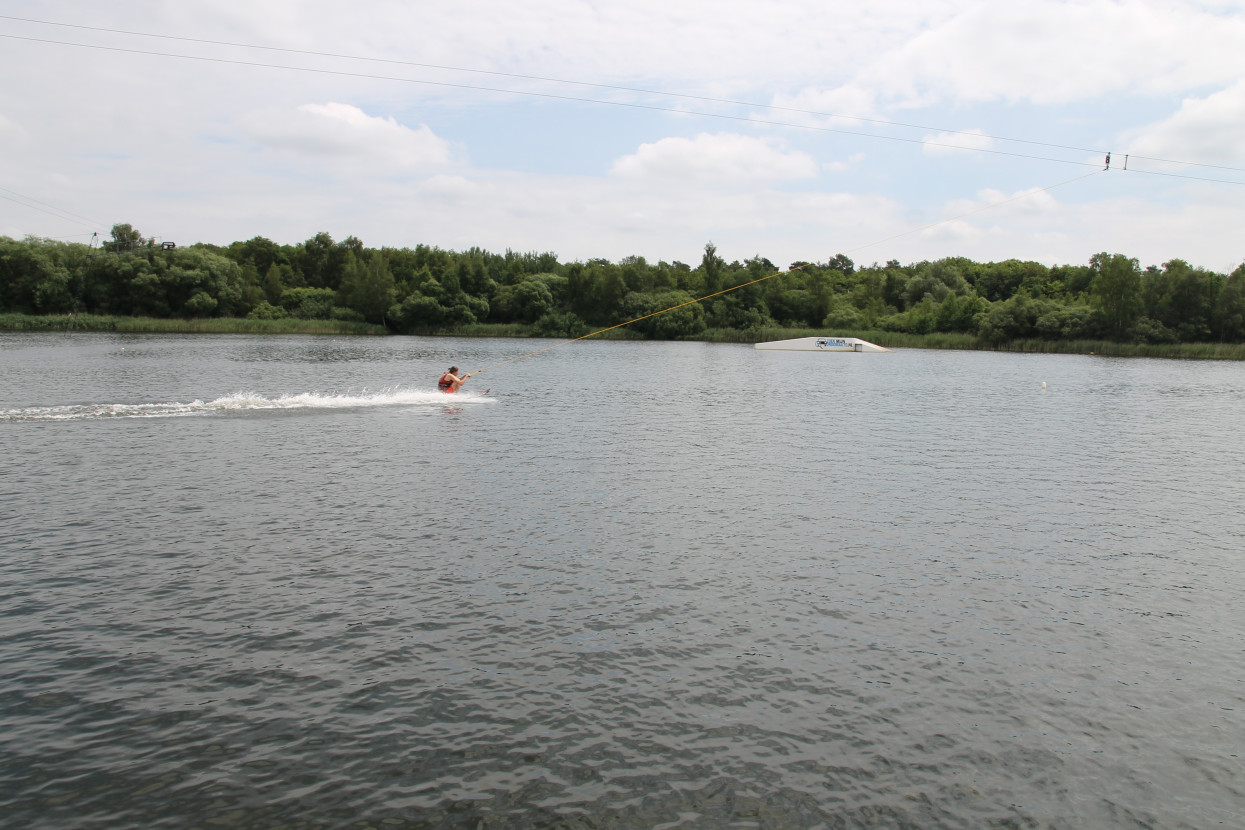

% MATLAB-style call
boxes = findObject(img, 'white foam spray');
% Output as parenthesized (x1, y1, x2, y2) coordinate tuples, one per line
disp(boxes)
(0, 388, 492, 422)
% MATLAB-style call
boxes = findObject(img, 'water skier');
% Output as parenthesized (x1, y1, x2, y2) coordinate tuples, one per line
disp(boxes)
(437, 366, 476, 394)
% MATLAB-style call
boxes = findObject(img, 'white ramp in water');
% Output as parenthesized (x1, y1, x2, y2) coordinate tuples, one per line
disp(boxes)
(754, 336, 892, 352)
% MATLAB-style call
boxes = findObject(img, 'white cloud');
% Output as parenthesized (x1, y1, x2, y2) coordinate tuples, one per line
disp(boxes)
(3, 0, 1244, 273)
(769, 84, 882, 124)
(849, 0, 1245, 107)
(610, 133, 818, 184)
(246, 103, 454, 170)
(948, 186, 1062, 217)
(858, 185, 1245, 271)
(415, 174, 481, 206)
(1123, 80, 1245, 165)
(825, 153, 867, 173)
(922, 128, 995, 156)
(336, 0, 945, 96)
(0, 112, 26, 141)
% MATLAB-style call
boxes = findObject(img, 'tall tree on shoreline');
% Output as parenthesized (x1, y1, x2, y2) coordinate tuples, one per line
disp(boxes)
(1090, 253, 1142, 339)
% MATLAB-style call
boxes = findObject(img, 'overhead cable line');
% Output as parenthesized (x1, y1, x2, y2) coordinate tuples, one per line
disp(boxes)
(0, 14, 1111, 159)
(4, 17, 1245, 180)
(0, 185, 101, 230)
(471, 169, 1104, 374)
(10, 13, 1245, 175)
(13, 31, 1243, 185)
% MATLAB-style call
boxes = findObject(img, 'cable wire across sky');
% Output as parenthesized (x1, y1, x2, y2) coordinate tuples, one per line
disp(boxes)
(3, 6, 1244, 276)
(1, 14, 1243, 187)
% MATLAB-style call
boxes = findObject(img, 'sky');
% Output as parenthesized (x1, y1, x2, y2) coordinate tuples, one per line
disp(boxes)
(1, 0, 1244, 272)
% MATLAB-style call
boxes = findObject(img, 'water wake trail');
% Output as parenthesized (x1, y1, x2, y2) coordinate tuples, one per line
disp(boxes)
(0, 388, 492, 422)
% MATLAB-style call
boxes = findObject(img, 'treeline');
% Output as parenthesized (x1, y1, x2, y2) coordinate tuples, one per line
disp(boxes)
(3, 224, 1244, 344)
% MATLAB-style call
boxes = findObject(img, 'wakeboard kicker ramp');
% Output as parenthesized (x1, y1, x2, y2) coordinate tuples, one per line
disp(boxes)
(754, 336, 893, 353)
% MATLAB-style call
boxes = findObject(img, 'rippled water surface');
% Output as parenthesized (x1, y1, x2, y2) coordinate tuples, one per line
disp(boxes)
(2, 332, 1243, 829)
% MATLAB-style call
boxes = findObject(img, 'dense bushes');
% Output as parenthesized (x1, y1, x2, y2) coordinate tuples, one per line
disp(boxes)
(3, 224, 1243, 345)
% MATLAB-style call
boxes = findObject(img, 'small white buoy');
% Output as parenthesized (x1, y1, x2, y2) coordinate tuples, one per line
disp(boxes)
(1041, 381, 1047, 389)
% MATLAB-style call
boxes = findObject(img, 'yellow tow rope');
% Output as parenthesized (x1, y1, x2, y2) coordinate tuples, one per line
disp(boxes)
(469, 264, 807, 375)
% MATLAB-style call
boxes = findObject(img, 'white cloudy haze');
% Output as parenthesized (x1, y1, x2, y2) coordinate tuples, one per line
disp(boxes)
(1, 0, 1243, 271)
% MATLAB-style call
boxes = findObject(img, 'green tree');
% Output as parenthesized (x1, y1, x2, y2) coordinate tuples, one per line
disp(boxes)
(1142, 259, 1220, 341)
(806, 269, 833, 324)
(237, 262, 264, 313)
(564, 263, 591, 318)
(298, 232, 336, 288)
(822, 302, 866, 331)
(620, 291, 705, 339)
(262, 263, 289, 305)
(387, 291, 447, 331)
(533, 311, 588, 337)
(881, 266, 908, 310)
(338, 251, 396, 323)
(902, 268, 952, 308)
(103, 223, 144, 253)
(977, 292, 1061, 343)
(934, 293, 986, 333)
(700, 242, 724, 295)
(1216, 263, 1245, 342)
(455, 250, 495, 297)
(1035, 304, 1094, 339)
(973, 259, 1047, 302)
(620, 255, 654, 294)
(228, 236, 286, 277)
(0, 237, 74, 313)
(1089, 253, 1142, 339)
(768, 288, 816, 326)
(879, 298, 937, 334)
(280, 287, 337, 319)
(1050, 263, 1094, 298)
(826, 253, 855, 277)
(592, 261, 629, 322)
(491, 278, 554, 323)
(164, 247, 246, 317)
(184, 291, 219, 317)
(707, 294, 771, 331)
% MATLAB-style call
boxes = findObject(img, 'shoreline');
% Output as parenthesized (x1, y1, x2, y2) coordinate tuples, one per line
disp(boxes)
(4, 313, 1245, 360)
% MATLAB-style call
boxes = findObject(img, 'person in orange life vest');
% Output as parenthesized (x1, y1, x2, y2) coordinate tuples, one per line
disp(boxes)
(437, 366, 475, 393)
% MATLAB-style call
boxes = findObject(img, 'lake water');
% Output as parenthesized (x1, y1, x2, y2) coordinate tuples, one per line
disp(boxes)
(1, 332, 1243, 829)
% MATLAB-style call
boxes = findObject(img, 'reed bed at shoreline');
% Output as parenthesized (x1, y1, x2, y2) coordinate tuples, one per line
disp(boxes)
(0, 314, 386, 336)
(993, 338, 1245, 360)
(4, 314, 1243, 359)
